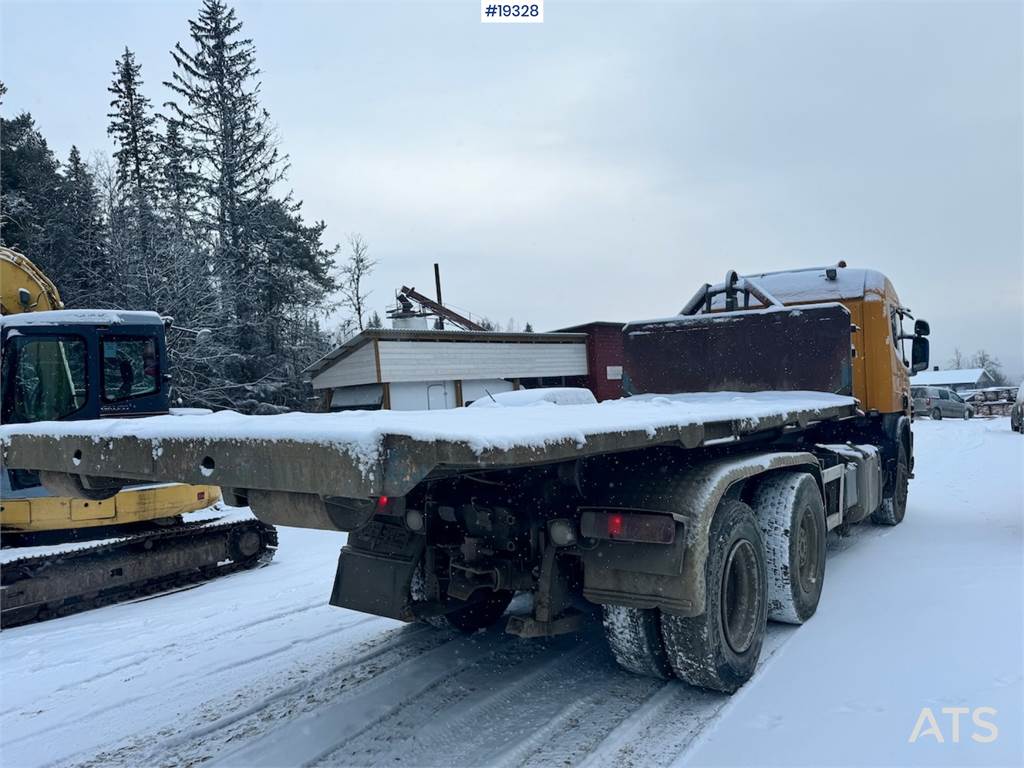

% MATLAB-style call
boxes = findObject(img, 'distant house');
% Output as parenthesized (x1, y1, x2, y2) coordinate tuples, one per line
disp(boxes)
(912, 367, 994, 392)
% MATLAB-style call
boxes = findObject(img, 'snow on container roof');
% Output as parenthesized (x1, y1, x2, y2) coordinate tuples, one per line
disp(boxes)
(911, 368, 990, 386)
(0, 309, 163, 327)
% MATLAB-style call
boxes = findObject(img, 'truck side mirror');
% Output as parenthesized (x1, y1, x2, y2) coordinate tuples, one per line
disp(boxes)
(911, 336, 930, 373)
(914, 319, 930, 337)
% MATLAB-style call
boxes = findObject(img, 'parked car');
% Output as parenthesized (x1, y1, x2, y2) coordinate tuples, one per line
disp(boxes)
(911, 386, 974, 420)
(1011, 383, 1024, 433)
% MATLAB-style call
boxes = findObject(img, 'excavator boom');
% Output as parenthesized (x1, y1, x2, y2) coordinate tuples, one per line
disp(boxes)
(0, 246, 64, 314)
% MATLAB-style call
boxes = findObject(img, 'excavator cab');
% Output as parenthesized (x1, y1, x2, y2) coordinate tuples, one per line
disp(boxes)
(1, 310, 170, 425)
(1, 311, 176, 507)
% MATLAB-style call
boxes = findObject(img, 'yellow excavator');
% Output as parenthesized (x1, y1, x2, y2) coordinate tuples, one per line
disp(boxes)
(1, 247, 276, 626)
(0, 246, 220, 532)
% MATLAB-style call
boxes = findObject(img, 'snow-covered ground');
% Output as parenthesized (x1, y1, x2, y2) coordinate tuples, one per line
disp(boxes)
(1, 417, 1020, 767)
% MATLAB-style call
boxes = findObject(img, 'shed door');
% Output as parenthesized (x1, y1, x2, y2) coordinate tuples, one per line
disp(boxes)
(427, 383, 452, 410)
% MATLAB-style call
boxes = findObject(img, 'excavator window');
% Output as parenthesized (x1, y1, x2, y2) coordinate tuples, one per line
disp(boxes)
(101, 336, 159, 402)
(1, 335, 88, 424)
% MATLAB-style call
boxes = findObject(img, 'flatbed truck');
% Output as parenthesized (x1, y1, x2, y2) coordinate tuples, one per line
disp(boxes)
(0, 265, 930, 691)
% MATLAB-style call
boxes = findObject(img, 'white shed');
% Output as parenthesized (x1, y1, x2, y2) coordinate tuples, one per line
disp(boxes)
(305, 329, 589, 411)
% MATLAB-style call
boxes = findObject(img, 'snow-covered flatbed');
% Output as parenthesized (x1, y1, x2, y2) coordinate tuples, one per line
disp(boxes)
(0, 391, 857, 499)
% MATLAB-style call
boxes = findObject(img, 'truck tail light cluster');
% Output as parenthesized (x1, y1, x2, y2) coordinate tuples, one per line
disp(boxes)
(580, 509, 676, 544)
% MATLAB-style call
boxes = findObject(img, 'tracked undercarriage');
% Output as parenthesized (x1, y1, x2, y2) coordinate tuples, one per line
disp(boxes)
(1, 517, 277, 628)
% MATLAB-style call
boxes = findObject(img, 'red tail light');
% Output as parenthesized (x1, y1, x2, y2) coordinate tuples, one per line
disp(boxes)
(197, 491, 206, 500)
(580, 509, 676, 544)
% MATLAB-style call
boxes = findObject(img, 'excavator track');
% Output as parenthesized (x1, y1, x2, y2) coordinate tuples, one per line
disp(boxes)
(1, 519, 277, 628)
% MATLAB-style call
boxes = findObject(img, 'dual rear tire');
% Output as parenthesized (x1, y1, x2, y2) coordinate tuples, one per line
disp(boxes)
(603, 473, 828, 693)
(752, 473, 827, 624)
(661, 500, 768, 692)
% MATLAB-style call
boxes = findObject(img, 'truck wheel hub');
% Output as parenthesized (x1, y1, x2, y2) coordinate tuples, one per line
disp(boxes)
(721, 539, 760, 655)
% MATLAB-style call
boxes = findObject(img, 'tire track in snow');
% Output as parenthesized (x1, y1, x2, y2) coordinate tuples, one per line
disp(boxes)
(572, 625, 794, 768)
(39, 620, 446, 768)
(313, 633, 597, 766)
(7, 610, 386, 749)
(14, 597, 326, 691)
(39, 601, 331, 696)
(210, 630, 506, 767)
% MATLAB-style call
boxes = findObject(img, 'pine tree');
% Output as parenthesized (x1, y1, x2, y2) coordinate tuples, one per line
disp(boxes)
(59, 146, 111, 305)
(159, 119, 196, 232)
(108, 48, 159, 201)
(0, 112, 65, 268)
(107, 47, 168, 310)
(367, 310, 383, 329)
(164, 0, 283, 278)
(163, 0, 337, 409)
(165, 0, 282, 390)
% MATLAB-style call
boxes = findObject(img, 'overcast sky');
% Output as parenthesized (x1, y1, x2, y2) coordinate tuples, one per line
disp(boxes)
(2, 0, 1022, 377)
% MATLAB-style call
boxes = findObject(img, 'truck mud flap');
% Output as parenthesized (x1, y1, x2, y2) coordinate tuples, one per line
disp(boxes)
(330, 518, 424, 621)
(581, 534, 693, 615)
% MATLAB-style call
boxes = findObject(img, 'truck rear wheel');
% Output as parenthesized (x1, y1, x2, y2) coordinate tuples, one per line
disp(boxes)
(660, 500, 767, 693)
(602, 605, 672, 679)
(751, 472, 826, 624)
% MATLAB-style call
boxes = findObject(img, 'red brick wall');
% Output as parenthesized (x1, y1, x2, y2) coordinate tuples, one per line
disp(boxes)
(584, 325, 625, 401)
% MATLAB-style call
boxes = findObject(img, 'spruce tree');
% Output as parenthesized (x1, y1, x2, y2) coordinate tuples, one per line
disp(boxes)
(107, 47, 166, 309)
(0, 112, 64, 267)
(59, 146, 111, 305)
(164, 0, 336, 409)
(159, 119, 196, 233)
(164, 0, 282, 272)
(108, 48, 159, 201)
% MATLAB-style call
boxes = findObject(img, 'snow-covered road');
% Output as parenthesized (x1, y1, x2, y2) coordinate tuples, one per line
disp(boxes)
(1, 418, 1021, 767)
